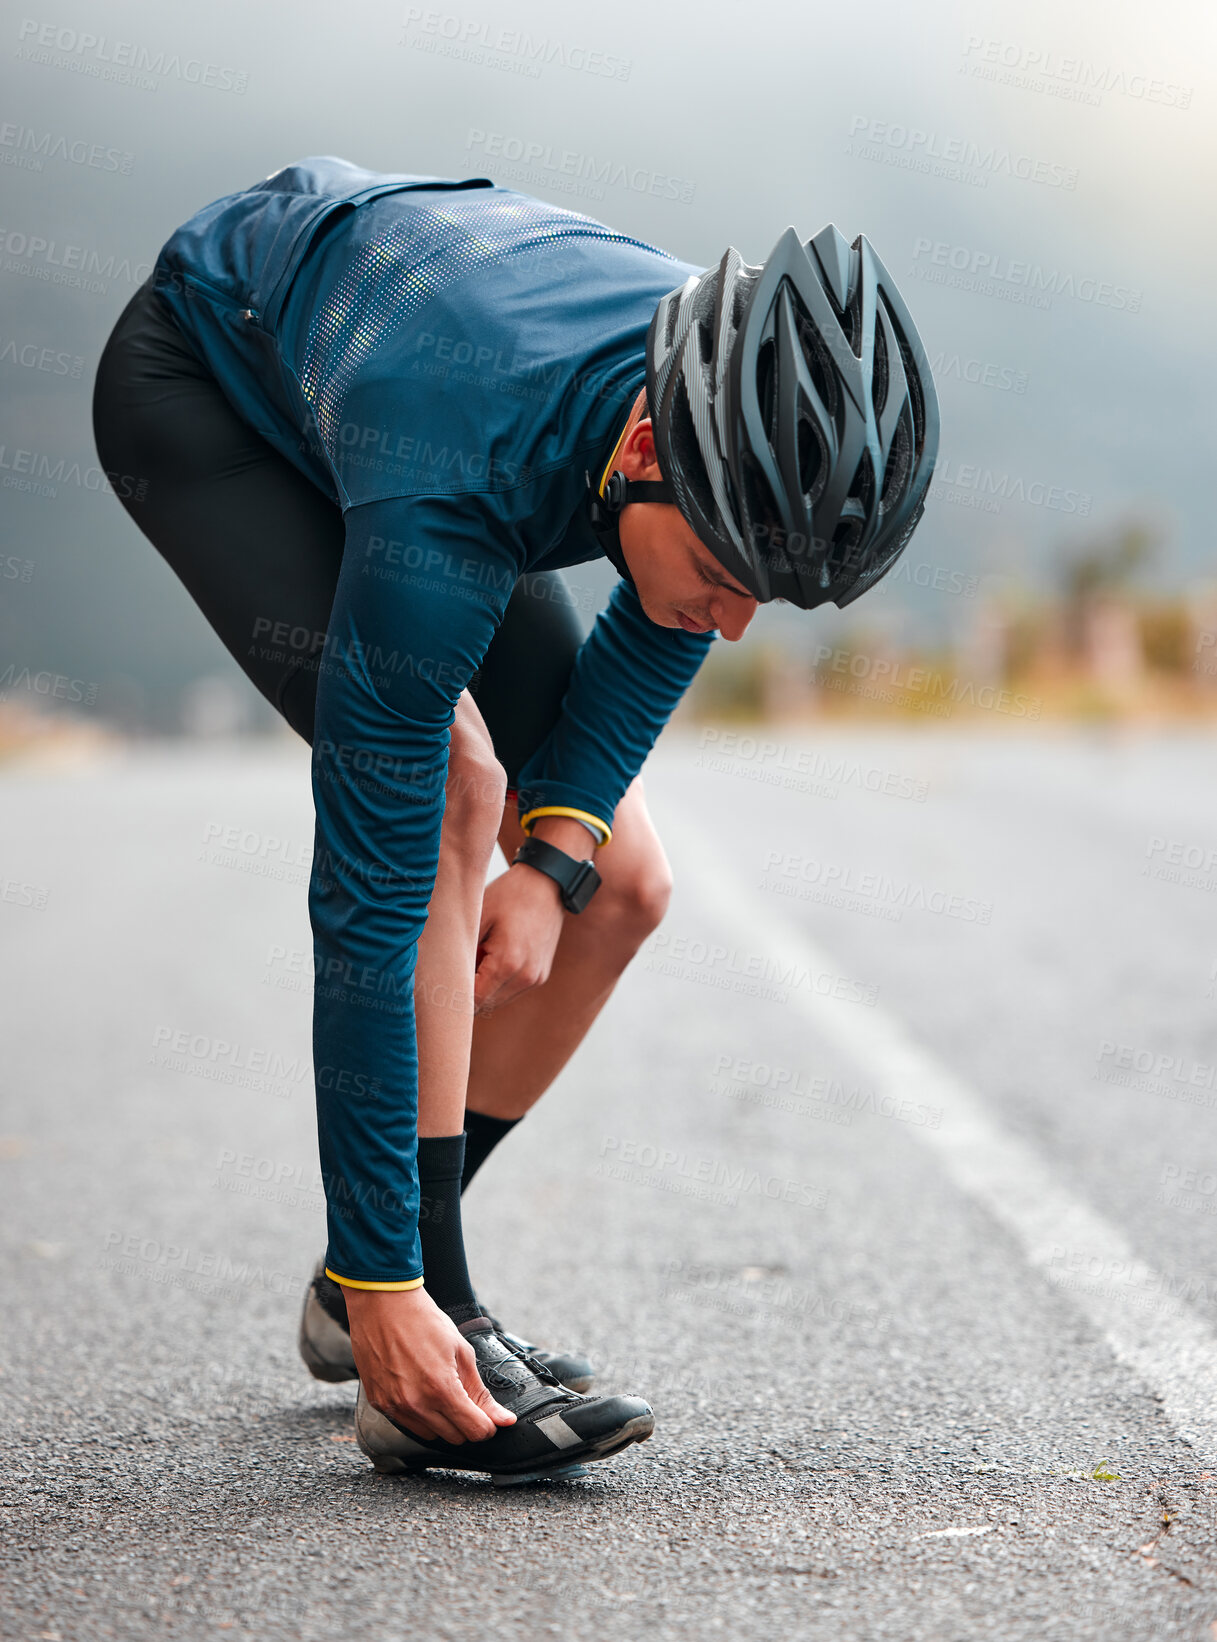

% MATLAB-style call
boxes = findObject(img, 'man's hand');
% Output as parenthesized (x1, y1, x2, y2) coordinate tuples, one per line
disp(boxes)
(344, 1285, 516, 1443)
(474, 861, 566, 1014)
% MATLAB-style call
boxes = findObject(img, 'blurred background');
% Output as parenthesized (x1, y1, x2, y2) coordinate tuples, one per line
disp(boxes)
(1, 0, 1215, 750)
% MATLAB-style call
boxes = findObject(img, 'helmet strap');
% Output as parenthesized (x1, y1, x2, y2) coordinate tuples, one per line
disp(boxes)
(584, 469, 677, 586)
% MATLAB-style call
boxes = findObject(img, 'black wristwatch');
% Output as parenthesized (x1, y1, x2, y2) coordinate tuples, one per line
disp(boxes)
(513, 835, 602, 913)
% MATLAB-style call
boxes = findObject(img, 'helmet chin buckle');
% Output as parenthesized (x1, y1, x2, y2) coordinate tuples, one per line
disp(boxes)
(598, 469, 675, 515)
(584, 469, 676, 588)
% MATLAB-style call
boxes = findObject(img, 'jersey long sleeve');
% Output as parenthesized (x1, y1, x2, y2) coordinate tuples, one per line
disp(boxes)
(513, 577, 715, 839)
(309, 496, 520, 1284)
(309, 499, 713, 1283)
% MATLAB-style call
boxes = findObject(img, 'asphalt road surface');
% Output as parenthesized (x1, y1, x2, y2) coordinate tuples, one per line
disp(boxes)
(3, 723, 1216, 1641)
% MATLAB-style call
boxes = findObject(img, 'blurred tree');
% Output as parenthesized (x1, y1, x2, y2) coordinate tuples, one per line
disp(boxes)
(1059, 521, 1158, 650)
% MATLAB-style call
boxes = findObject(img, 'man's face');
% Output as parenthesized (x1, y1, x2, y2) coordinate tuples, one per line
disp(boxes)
(615, 415, 759, 642)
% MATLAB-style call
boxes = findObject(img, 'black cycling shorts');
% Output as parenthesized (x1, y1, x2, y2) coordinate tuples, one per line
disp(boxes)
(91, 277, 584, 785)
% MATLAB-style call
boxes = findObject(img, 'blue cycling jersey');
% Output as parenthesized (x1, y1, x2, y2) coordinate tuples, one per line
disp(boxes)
(152, 156, 715, 1284)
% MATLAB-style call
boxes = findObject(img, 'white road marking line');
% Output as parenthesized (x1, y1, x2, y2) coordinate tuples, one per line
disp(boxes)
(656, 798, 1217, 1467)
(916, 1525, 997, 1540)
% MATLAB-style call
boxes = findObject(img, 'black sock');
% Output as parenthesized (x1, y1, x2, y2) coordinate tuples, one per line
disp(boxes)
(416, 1133, 482, 1325)
(460, 1109, 521, 1191)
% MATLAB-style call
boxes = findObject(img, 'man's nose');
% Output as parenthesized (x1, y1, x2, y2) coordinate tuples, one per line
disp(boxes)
(714, 596, 758, 642)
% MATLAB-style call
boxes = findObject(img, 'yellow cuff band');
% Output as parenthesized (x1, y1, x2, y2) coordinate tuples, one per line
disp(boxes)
(519, 805, 612, 847)
(324, 1268, 424, 1291)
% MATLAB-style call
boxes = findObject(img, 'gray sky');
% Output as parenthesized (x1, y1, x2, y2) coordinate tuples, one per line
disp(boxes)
(1, 0, 1213, 724)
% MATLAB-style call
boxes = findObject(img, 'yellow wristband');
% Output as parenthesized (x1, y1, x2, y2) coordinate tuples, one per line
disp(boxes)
(520, 805, 612, 847)
(324, 1268, 424, 1291)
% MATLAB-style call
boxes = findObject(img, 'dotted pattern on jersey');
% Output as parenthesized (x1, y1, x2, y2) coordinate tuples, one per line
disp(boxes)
(298, 194, 676, 469)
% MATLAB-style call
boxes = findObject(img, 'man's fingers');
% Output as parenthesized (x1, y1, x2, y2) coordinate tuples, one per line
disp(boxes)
(384, 1401, 462, 1446)
(457, 1346, 516, 1431)
(413, 1407, 467, 1446)
(473, 946, 524, 1014)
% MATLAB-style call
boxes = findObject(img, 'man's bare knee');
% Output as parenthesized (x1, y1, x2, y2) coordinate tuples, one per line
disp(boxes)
(597, 852, 672, 937)
(443, 713, 506, 864)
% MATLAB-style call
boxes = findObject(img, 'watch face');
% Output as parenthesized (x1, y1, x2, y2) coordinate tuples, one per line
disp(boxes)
(564, 860, 601, 914)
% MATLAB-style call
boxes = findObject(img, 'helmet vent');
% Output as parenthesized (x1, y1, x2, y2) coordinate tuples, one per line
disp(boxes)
(828, 517, 864, 580)
(795, 307, 838, 424)
(669, 376, 717, 531)
(872, 313, 889, 416)
(847, 451, 875, 516)
(880, 418, 911, 509)
(797, 416, 825, 502)
(755, 337, 777, 444)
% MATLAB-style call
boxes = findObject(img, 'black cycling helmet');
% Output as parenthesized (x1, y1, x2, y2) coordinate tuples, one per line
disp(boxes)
(643, 224, 940, 610)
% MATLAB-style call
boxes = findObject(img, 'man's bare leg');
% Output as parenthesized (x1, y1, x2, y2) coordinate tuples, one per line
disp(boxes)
(466, 776, 672, 1121)
(413, 693, 508, 1135)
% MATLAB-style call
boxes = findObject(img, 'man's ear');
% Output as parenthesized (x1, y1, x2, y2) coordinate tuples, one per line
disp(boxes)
(630, 417, 659, 477)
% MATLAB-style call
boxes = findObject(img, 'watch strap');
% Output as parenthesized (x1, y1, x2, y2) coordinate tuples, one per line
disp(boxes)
(512, 835, 602, 914)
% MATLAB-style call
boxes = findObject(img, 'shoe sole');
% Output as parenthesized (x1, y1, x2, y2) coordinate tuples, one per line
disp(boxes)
(370, 1411, 655, 1483)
